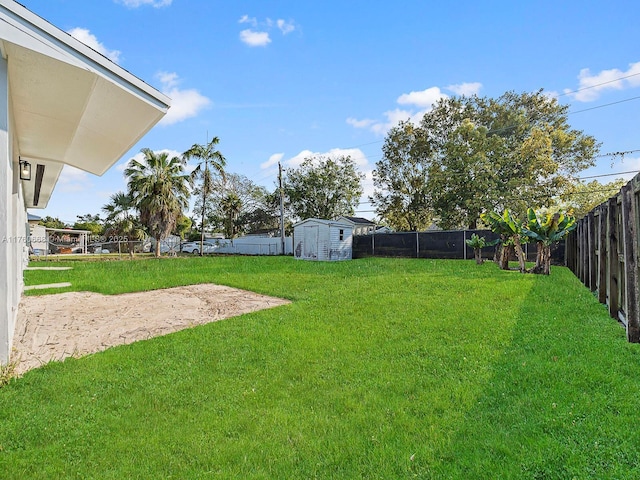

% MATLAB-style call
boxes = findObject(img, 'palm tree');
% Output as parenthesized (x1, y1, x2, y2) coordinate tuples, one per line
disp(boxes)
(220, 192, 242, 239)
(182, 137, 226, 256)
(125, 148, 192, 257)
(102, 191, 146, 257)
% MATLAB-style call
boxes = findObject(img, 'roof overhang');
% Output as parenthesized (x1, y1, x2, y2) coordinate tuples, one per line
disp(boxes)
(0, 0, 171, 208)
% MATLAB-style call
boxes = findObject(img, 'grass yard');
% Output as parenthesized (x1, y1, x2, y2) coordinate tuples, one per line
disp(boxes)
(2, 256, 640, 478)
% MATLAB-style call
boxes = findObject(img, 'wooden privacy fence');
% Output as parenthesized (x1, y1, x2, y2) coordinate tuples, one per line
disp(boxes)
(566, 174, 640, 342)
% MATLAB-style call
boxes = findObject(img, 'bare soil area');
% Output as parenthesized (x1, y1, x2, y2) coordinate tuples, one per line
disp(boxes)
(12, 284, 290, 375)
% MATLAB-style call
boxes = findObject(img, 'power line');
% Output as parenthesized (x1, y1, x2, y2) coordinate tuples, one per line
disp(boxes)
(578, 170, 638, 180)
(558, 71, 640, 98)
(569, 95, 640, 115)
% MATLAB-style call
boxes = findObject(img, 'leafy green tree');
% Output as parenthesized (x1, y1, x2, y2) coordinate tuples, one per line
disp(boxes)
(560, 178, 625, 219)
(73, 213, 103, 236)
(284, 155, 364, 221)
(39, 216, 67, 229)
(523, 208, 576, 275)
(173, 215, 192, 240)
(182, 137, 226, 255)
(193, 173, 277, 237)
(238, 189, 283, 235)
(371, 121, 433, 231)
(374, 90, 600, 230)
(125, 148, 192, 257)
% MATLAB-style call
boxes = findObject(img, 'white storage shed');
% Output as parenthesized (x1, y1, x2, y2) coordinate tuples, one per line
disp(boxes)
(293, 218, 353, 261)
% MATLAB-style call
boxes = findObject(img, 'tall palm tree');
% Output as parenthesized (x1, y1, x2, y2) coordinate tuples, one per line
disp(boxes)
(125, 148, 192, 257)
(182, 136, 226, 255)
(102, 191, 146, 257)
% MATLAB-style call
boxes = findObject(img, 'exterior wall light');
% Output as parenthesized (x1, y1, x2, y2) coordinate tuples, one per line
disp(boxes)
(19, 158, 31, 181)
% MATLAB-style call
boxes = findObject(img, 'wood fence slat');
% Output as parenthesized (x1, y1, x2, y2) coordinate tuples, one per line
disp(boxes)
(588, 212, 597, 291)
(597, 206, 607, 304)
(621, 184, 640, 342)
(607, 196, 620, 321)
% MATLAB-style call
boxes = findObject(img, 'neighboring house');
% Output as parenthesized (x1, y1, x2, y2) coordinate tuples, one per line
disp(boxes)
(27, 214, 45, 254)
(293, 218, 353, 261)
(336, 216, 377, 236)
(0, 0, 170, 365)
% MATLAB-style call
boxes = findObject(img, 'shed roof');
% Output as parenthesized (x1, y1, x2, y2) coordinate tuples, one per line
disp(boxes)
(337, 216, 376, 226)
(293, 218, 353, 229)
(0, 0, 171, 208)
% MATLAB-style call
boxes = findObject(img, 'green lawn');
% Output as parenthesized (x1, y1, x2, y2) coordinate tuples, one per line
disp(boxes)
(2, 256, 639, 479)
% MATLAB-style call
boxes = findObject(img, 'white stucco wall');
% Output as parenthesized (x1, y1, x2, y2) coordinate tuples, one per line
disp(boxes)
(0, 54, 25, 365)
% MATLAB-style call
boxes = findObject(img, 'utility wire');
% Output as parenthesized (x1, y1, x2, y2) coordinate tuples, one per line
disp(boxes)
(558, 71, 640, 98)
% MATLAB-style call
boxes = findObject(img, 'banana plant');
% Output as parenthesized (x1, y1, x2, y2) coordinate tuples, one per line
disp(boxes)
(465, 233, 487, 265)
(480, 209, 527, 272)
(522, 208, 576, 275)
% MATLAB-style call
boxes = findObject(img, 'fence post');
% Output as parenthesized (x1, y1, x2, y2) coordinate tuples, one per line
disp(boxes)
(416, 231, 419, 258)
(577, 220, 584, 283)
(372, 229, 375, 257)
(463, 230, 467, 260)
(607, 196, 620, 321)
(621, 183, 640, 342)
(597, 205, 607, 304)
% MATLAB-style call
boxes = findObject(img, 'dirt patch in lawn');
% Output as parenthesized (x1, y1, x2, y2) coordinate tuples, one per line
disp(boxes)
(12, 284, 290, 376)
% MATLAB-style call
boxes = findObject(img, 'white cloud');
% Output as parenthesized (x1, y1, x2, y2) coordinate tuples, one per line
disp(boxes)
(278, 148, 369, 170)
(239, 15, 257, 26)
(115, 0, 172, 8)
(349, 81, 480, 136)
(277, 19, 296, 35)
(260, 153, 284, 170)
(67, 28, 121, 63)
(446, 82, 482, 96)
(346, 117, 375, 129)
(239, 16, 296, 46)
(240, 29, 271, 47)
(348, 110, 421, 135)
(58, 166, 93, 193)
(156, 72, 211, 125)
(565, 61, 640, 102)
(397, 86, 448, 108)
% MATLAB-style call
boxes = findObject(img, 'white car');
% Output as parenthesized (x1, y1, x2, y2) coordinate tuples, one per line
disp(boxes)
(181, 240, 218, 255)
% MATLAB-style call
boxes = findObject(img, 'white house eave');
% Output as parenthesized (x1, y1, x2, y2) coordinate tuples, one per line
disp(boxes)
(0, 0, 172, 208)
(0, 0, 170, 109)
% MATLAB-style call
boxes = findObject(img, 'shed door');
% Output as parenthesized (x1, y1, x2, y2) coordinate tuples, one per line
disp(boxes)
(304, 226, 318, 259)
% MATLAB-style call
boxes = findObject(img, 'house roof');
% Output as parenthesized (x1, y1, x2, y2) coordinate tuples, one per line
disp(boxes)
(0, 0, 171, 208)
(337, 216, 376, 226)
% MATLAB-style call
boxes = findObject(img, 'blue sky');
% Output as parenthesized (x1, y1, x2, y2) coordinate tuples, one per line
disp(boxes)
(23, 0, 640, 224)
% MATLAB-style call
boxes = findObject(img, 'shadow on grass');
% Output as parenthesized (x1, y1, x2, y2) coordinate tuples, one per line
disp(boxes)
(427, 268, 640, 479)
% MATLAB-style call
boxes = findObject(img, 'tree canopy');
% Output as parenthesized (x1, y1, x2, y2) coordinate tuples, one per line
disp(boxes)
(372, 90, 600, 230)
(192, 172, 277, 238)
(560, 178, 625, 219)
(284, 155, 364, 221)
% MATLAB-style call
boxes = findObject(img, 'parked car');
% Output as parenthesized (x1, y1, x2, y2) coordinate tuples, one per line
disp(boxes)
(181, 240, 218, 254)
